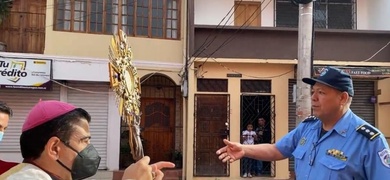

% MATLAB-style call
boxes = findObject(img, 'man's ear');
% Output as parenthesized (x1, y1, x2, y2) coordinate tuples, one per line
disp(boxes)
(340, 92, 349, 106)
(45, 136, 62, 160)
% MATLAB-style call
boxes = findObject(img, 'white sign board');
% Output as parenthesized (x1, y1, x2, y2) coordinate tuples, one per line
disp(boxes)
(0, 58, 52, 90)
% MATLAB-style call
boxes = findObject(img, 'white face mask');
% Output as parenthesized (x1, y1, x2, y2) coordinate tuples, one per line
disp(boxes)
(0, 131, 4, 141)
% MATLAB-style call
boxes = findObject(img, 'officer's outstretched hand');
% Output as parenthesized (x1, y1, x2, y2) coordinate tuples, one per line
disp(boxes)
(216, 139, 245, 163)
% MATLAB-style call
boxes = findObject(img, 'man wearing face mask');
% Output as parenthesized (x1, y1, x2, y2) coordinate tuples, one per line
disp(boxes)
(0, 101, 19, 175)
(0, 101, 12, 141)
(0, 100, 101, 180)
(0, 100, 175, 180)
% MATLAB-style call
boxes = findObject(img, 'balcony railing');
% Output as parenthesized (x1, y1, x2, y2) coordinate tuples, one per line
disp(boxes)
(0, 11, 46, 54)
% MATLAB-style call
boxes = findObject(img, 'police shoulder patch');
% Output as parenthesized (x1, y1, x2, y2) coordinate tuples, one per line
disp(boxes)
(378, 149, 390, 168)
(302, 116, 318, 123)
(356, 124, 381, 141)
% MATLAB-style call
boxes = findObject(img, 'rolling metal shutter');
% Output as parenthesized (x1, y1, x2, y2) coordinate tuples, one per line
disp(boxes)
(67, 81, 109, 170)
(349, 81, 375, 126)
(288, 79, 296, 171)
(288, 79, 375, 171)
(0, 84, 60, 152)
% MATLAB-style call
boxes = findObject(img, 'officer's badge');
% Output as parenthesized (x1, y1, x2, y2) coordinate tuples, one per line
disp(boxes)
(320, 68, 328, 76)
(299, 137, 306, 145)
(327, 149, 347, 161)
(378, 149, 390, 168)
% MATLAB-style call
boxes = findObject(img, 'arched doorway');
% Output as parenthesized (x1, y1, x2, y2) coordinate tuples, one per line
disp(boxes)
(119, 74, 180, 168)
(140, 74, 177, 164)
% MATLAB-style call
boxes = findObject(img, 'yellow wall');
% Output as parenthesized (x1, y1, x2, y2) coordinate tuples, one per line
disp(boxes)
(377, 78, 390, 144)
(44, 0, 185, 64)
(186, 62, 295, 179)
(138, 70, 181, 86)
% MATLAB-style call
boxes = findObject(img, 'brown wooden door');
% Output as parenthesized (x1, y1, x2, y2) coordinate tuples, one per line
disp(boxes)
(23, 0, 46, 53)
(195, 94, 229, 176)
(141, 98, 175, 164)
(0, 0, 21, 52)
(0, 0, 45, 53)
(234, 1, 261, 27)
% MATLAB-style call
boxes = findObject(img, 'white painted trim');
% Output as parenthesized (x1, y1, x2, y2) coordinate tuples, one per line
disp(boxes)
(60, 85, 68, 102)
(0, 52, 183, 82)
(107, 91, 121, 171)
(0, 52, 184, 69)
(194, 57, 298, 64)
(313, 60, 390, 67)
(194, 58, 390, 66)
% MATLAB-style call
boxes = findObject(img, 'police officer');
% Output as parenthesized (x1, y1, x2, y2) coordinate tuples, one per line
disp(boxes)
(216, 66, 390, 179)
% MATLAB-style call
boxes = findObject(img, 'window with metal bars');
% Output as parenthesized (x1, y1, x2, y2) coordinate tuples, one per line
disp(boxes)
(197, 79, 228, 92)
(54, 0, 180, 39)
(241, 80, 271, 93)
(275, 0, 356, 29)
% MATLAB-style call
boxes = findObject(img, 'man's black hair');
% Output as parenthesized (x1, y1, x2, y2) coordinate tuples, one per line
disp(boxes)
(20, 108, 91, 160)
(0, 101, 13, 117)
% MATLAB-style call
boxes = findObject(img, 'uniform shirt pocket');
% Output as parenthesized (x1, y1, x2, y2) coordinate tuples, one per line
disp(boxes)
(318, 156, 350, 180)
(319, 156, 347, 170)
(292, 148, 307, 174)
(292, 148, 306, 160)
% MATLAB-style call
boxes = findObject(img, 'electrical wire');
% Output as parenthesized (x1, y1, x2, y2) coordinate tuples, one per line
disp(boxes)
(192, 0, 389, 78)
(2, 1, 389, 93)
(209, 57, 294, 79)
(193, 0, 273, 72)
(51, 79, 109, 94)
(362, 40, 390, 62)
(181, 0, 245, 75)
(190, 0, 244, 60)
(0, 55, 177, 94)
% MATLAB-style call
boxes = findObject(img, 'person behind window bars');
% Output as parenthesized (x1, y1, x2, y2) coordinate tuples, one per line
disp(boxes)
(241, 123, 256, 178)
(217, 66, 390, 179)
(252, 117, 267, 176)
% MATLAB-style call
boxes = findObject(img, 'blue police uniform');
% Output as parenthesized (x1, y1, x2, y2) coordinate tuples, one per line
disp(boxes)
(276, 112, 390, 180)
(275, 67, 390, 179)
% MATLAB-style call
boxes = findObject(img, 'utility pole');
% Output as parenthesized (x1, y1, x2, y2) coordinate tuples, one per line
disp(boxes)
(295, 0, 314, 126)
